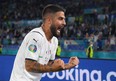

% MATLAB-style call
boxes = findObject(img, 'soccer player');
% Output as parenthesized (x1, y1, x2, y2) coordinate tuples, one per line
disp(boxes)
(10, 4, 79, 81)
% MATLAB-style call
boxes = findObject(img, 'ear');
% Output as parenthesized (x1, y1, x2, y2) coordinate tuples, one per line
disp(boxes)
(47, 16, 52, 25)
(44, 17, 51, 27)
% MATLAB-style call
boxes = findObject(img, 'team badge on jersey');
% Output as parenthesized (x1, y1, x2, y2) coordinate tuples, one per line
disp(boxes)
(28, 44, 37, 53)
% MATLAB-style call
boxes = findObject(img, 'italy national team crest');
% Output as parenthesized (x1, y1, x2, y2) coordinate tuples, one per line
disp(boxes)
(28, 44, 37, 53)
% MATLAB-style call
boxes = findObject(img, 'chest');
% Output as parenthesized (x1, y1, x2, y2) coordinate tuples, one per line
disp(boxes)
(38, 41, 56, 64)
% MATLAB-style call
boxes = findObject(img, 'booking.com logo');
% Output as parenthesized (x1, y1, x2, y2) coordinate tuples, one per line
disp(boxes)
(42, 65, 116, 81)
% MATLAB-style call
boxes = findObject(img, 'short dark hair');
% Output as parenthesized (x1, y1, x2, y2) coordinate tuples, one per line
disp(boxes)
(42, 4, 65, 19)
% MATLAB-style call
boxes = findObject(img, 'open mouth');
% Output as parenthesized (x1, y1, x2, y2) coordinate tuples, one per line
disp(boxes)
(57, 26, 63, 34)
(57, 29, 61, 33)
(56, 25, 64, 36)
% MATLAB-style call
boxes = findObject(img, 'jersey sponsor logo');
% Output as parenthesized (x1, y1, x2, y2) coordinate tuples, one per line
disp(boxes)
(28, 44, 37, 53)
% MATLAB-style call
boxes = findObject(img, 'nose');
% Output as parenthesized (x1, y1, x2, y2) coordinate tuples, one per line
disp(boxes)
(63, 19, 66, 26)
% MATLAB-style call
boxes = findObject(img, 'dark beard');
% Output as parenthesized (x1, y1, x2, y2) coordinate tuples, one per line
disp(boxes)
(50, 25, 58, 37)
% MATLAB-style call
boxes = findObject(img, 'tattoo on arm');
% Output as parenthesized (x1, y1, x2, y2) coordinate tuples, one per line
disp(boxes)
(25, 59, 53, 73)
(25, 59, 41, 73)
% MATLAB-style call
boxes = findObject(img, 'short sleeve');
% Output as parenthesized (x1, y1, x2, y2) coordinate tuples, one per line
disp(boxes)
(25, 34, 41, 61)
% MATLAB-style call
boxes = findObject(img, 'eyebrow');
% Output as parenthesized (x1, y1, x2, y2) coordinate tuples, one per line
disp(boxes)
(58, 16, 65, 19)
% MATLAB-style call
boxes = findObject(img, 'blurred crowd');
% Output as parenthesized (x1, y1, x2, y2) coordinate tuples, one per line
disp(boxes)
(1, 0, 116, 21)
(0, 0, 116, 52)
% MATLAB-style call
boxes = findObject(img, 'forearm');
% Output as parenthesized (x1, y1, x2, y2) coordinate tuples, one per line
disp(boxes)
(25, 59, 62, 73)
(25, 59, 53, 73)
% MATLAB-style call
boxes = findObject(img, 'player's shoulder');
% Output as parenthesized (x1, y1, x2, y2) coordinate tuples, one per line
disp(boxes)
(31, 27, 44, 37)
(25, 27, 44, 41)
(52, 36, 58, 44)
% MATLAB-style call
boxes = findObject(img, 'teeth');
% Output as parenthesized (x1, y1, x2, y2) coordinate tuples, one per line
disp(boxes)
(57, 30, 60, 33)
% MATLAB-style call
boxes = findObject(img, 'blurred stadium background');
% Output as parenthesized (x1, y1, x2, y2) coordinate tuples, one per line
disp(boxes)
(0, 0, 116, 81)
(0, 0, 116, 59)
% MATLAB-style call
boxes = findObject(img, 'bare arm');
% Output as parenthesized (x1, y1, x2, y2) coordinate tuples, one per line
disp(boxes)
(25, 59, 64, 73)
(25, 57, 79, 73)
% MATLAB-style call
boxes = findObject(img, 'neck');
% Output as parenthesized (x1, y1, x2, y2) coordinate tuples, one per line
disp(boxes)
(42, 24, 53, 42)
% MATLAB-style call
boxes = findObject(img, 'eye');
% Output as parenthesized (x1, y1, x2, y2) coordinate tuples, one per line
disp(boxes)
(58, 17, 64, 20)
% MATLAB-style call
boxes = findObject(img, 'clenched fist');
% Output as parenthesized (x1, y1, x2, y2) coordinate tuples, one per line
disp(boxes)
(52, 59, 65, 71)
(68, 57, 79, 69)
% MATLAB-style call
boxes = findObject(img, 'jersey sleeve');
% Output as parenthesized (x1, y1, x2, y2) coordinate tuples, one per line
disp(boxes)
(25, 33, 42, 61)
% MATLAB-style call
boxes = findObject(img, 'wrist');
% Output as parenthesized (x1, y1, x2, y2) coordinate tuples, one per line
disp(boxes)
(51, 65, 64, 72)
(65, 62, 76, 69)
(64, 63, 71, 69)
